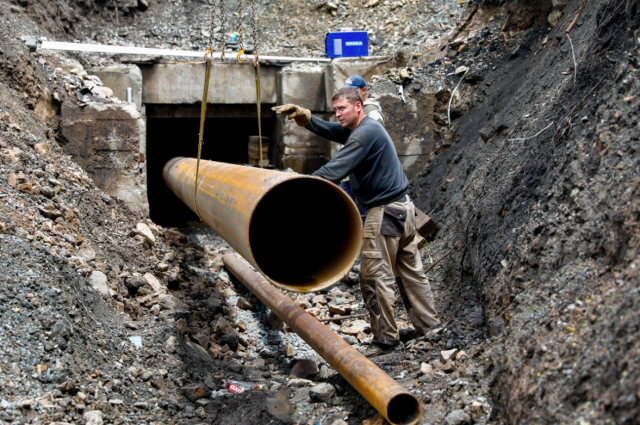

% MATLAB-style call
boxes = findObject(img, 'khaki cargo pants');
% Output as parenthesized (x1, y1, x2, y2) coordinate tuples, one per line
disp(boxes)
(360, 196, 440, 346)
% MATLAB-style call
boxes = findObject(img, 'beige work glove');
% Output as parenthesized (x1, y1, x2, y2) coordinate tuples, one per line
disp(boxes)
(271, 104, 311, 127)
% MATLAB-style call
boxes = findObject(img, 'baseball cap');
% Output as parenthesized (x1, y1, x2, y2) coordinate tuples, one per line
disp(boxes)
(343, 75, 366, 89)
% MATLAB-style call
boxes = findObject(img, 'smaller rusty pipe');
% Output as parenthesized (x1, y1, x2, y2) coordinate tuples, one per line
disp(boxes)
(163, 157, 363, 292)
(223, 254, 422, 425)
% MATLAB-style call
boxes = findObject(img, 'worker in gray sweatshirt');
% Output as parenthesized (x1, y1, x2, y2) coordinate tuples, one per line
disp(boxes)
(273, 87, 439, 357)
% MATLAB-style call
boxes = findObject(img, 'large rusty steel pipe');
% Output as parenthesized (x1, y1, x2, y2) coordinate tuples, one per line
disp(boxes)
(222, 254, 422, 425)
(163, 157, 363, 292)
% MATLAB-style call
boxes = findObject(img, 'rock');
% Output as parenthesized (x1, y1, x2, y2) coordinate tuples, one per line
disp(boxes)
(213, 317, 236, 335)
(343, 335, 357, 345)
(341, 326, 364, 335)
(83, 410, 104, 425)
(77, 247, 96, 261)
(290, 359, 319, 379)
(454, 65, 469, 75)
(220, 333, 239, 351)
(157, 262, 169, 271)
(312, 295, 327, 305)
(205, 296, 223, 314)
(441, 362, 456, 374)
(144, 272, 164, 293)
(280, 343, 296, 358)
(236, 321, 247, 332)
(306, 307, 322, 316)
(296, 295, 310, 308)
(309, 383, 336, 402)
(548, 9, 563, 27)
(183, 384, 211, 402)
(287, 378, 312, 388)
(89, 271, 109, 298)
(175, 318, 189, 333)
(455, 350, 468, 361)
(157, 294, 188, 310)
(259, 348, 279, 359)
(440, 349, 459, 363)
(163, 229, 188, 244)
(328, 302, 351, 316)
(478, 126, 494, 142)
(39, 186, 56, 199)
(237, 297, 254, 311)
(420, 363, 433, 375)
(150, 304, 161, 315)
(223, 287, 237, 297)
(163, 336, 177, 354)
(443, 409, 471, 425)
(326, 2, 338, 10)
(126, 275, 147, 294)
(135, 223, 155, 246)
(16, 399, 34, 408)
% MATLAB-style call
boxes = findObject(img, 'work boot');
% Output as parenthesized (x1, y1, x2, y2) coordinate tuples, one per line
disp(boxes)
(364, 342, 395, 358)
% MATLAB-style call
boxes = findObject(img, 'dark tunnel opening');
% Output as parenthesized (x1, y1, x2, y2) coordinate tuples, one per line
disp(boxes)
(146, 104, 276, 227)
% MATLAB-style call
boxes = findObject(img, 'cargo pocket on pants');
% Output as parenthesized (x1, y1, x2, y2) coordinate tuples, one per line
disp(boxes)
(380, 205, 407, 237)
(360, 279, 380, 316)
(361, 250, 383, 280)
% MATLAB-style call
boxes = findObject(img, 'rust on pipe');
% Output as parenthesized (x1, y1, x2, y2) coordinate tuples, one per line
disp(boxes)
(163, 157, 363, 292)
(222, 254, 422, 425)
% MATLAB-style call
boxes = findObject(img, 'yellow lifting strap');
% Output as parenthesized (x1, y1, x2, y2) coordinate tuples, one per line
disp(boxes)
(254, 50, 263, 168)
(194, 53, 213, 222)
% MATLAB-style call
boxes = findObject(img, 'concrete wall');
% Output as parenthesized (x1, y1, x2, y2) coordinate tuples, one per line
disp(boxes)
(277, 66, 326, 112)
(60, 102, 149, 216)
(276, 66, 332, 173)
(89, 65, 143, 112)
(276, 114, 332, 173)
(140, 62, 278, 105)
(324, 57, 395, 112)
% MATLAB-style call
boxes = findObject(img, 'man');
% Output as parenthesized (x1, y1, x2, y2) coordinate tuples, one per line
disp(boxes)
(272, 87, 440, 357)
(341, 75, 384, 223)
(343, 74, 384, 126)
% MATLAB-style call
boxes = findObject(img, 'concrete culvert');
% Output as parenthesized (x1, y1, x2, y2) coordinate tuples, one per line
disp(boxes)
(163, 157, 363, 292)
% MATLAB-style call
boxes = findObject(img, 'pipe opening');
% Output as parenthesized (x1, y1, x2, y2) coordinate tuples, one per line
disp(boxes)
(386, 393, 421, 425)
(249, 177, 362, 291)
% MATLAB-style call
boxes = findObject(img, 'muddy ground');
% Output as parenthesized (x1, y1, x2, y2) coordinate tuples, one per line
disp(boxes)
(1, 0, 640, 424)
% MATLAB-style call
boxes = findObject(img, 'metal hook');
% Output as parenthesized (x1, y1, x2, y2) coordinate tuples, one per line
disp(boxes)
(237, 48, 247, 63)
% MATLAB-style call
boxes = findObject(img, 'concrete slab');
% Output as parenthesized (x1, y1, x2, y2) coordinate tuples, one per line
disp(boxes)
(277, 66, 327, 112)
(89, 65, 143, 111)
(140, 62, 278, 105)
(277, 114, 331, 174)
(325, 57, 395, 111)
(60, 101, 148, 215)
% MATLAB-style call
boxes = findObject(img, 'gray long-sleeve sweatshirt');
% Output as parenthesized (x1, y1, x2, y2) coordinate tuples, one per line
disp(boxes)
(307, 115, 408, 209)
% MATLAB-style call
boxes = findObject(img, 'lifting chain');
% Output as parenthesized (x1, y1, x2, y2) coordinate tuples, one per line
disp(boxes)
(236, 0, 247, 62)
(251, 0, 263, 168)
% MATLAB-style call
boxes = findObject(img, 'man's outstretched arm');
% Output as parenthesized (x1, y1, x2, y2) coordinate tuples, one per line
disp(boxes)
(272, 105, 351, 145)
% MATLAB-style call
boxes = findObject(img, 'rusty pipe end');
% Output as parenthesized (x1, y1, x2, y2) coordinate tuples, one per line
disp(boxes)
(386, 393, 422, 425)
(248, 175, 363, 293)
